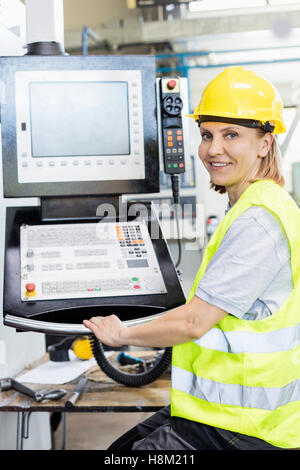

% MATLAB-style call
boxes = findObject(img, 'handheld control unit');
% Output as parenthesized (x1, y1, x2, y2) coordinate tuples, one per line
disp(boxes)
(159, 77, 185, 175)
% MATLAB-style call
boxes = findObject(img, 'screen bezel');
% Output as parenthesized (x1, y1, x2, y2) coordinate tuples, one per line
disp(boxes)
(15, 70, 145, 185)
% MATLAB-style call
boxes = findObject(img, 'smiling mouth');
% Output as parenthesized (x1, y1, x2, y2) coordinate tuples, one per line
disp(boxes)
(210, 162, 232, 168)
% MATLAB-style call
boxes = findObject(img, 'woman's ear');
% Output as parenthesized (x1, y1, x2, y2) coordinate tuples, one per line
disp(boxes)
(258, 133, 274, 158)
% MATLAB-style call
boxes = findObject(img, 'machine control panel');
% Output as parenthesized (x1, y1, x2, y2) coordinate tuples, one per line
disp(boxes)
(159, 77, 185, 175)
(20, 221, 167, 302)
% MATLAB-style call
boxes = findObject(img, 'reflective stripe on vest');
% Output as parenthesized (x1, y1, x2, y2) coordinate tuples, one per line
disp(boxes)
(172, 365, 300, 411)
(194, 322, 300, 353)
(171, 180, 300, 448)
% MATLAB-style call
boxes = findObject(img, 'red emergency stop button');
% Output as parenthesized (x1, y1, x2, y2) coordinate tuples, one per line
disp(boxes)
(167, 79, 177, 90)
(25, 283, 36, 298)
(25, 283, 36, 292)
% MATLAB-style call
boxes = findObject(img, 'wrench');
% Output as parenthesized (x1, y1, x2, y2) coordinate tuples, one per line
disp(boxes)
(0, 377, 67, 402)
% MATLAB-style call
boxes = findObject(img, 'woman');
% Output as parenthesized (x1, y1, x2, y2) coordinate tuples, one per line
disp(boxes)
(83, 66, 300, 450)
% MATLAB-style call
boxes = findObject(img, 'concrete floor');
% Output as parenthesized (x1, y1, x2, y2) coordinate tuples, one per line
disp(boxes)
(53, 411, 153, 450)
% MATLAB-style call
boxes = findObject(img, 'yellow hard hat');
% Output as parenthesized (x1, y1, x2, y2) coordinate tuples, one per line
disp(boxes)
(190, 66, 286, 134)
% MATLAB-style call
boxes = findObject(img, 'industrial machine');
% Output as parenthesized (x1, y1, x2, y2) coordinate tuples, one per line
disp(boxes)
(1, 54, 188, 385)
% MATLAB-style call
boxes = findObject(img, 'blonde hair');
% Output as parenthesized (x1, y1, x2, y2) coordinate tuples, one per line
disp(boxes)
(211, 130, 285, 194)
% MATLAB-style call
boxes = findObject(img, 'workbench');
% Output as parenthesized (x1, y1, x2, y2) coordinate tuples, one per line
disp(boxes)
(0, 353, 171, 450)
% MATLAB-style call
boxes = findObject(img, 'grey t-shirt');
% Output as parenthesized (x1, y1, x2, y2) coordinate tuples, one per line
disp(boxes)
(196, 205, 293, 320)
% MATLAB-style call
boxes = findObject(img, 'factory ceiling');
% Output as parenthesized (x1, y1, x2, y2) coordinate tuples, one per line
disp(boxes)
(64, 3, 300, 55)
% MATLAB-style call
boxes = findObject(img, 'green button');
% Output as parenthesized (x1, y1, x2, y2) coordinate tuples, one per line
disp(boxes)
(131, 277, 139, 282)
(173, 163, 178, 168)
(167, 163, 172, 168)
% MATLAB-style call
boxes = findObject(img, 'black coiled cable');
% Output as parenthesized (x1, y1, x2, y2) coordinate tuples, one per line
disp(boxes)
(89, 335, 172, 386)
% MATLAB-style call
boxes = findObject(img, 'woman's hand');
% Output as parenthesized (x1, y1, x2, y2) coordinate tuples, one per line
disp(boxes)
(83, 315, 127, 347)
(83, 296, 227, 349)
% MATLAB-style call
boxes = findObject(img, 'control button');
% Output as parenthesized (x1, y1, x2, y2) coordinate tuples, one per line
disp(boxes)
(167, 130, 173, 135)
(49, 161, 55, 166)
(178, 148, 183, 153)
(167, 79, 177, 90)
(177, 130, 182, 135)
(133, 285, 141, 289)
(36, 161, 43, 167)
(26, 249, 34, 258)
(73, 161, 79, 166)
(146, 284, 155, 291)
(177, 135, 183, 141)
(168, 142, 173, 147)
(179, 163, 184, 168)
(25, 283, 36, 297)
(60, 161, 67, 166)
(173, 163, 178, 168)
(21, 122, 26, 131)
(131, 277, 139, 282)
(25, 283, 36, 291)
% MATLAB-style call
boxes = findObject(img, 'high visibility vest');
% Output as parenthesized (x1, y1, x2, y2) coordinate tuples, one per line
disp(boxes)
(171, 180, 300, 448)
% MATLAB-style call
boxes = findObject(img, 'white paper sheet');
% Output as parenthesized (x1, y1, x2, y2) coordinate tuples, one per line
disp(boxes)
(18, 350, 97, 384)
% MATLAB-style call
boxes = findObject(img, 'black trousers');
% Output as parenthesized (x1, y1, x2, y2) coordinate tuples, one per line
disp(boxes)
(108, 405, 283, 451)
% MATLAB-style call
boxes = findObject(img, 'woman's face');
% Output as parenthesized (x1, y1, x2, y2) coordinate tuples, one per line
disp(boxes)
(198, 122, 273, 202)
